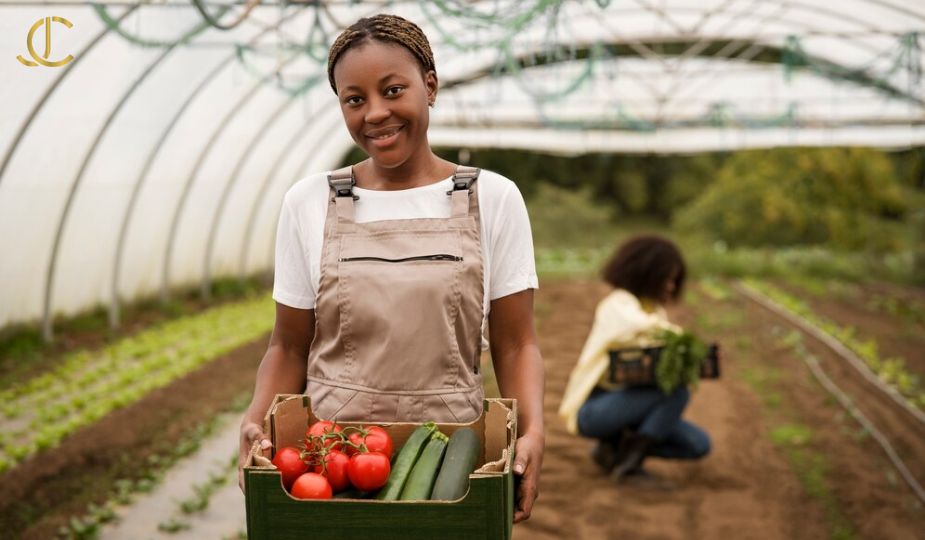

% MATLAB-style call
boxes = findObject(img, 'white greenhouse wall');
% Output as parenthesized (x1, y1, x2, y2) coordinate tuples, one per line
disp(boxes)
(1, 0, 923, 332)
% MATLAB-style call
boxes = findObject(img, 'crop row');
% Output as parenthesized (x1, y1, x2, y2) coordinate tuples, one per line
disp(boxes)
(743, 279, 924, 410)
(0, 294, 274, 473)
(56, 403, 248, 540)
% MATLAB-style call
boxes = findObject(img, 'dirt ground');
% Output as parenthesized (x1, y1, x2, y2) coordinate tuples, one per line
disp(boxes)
(514, 279, 925, 540)
(4, 279, 925, 539)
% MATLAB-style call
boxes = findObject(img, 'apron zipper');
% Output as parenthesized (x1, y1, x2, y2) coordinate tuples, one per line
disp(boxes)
(339, 254, 463, 263)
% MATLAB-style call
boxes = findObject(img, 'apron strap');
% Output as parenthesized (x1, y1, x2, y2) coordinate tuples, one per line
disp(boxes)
(328, 166, 357, 229)
(448, 165, 480, 218)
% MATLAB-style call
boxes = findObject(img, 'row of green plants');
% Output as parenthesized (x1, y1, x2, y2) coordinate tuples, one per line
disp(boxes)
(684, 242, 918, 285)
(0, 295, 274, 473)
(0, 276, 268, 391)
(1, 293, 271, 405)
(533, 240, 918, 286)
(780, 274, 925, 328)
(743, 279, 925, 410)
(56, 399, 249, 540)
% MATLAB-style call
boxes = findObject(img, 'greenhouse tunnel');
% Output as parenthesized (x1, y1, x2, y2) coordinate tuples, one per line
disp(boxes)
(0, 0, 922, 342)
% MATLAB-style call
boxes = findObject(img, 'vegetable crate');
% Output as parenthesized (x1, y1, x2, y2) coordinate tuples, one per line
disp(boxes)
(607, 344, 721, 386)
(244, 394, 518, 540)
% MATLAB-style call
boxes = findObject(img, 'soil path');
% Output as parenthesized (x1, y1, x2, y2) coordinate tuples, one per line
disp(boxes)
(514, 280, 829, 540)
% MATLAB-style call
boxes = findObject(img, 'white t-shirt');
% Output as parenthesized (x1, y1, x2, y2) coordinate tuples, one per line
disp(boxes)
(272, 168, 539, 346)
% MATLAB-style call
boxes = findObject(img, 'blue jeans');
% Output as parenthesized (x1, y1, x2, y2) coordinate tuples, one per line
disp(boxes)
(576, 386, 710, 459)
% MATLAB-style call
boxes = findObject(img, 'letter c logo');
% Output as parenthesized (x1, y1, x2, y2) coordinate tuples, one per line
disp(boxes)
(17, 16, 75, 68)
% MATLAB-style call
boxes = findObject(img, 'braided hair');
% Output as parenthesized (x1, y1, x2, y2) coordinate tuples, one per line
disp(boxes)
(327, 14, 436, 93)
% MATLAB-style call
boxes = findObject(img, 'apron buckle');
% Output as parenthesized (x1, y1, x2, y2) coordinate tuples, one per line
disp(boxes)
(328, 167, 359, 200)
(446, 166, 480, 195)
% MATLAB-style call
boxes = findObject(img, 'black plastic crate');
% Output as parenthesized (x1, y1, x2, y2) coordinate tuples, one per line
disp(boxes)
(607, 344, 720, 387)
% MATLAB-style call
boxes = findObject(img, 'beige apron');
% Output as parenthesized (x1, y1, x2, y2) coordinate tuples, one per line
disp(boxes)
(305, 165, 485, 423)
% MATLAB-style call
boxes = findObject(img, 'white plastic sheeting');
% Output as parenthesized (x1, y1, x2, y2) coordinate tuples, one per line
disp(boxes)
(0, 0, 922, 335)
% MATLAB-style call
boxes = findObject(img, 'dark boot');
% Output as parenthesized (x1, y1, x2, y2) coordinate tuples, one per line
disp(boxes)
(590, 439, 619, 471)
(610, 431, 656, 483)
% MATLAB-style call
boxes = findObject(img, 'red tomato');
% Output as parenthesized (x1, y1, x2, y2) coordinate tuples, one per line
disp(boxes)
(346, 431, 363, 456)
(271, 446, 308, 490)
(313, 450, 351, 492)
(347, 451, 390, 491)
(346, 426, 394, 458)
(306, 420, 344, 451)
(290, 472, 333, 499)
(362, 426, 393, 458)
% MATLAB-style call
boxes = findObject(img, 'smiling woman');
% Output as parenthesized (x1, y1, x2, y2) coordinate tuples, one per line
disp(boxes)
(333, 40, 438, 180)
(327, 15, 447, 188)
(237, 13, 546, 524)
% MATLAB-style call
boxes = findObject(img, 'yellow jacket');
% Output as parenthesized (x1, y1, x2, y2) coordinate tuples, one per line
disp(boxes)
(557, 289, 680, 435)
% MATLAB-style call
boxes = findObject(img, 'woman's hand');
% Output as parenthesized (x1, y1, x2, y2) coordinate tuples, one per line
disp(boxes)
(513, 430, 545, 523)
(238, 421, 273, 491)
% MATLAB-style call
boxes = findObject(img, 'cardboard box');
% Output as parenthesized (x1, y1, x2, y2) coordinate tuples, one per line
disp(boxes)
(244, 394, 517, 540)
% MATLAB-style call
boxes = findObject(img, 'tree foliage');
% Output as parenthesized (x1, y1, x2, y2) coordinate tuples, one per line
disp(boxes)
(345, 145, 921, 256)
(673, 147, 912, 252)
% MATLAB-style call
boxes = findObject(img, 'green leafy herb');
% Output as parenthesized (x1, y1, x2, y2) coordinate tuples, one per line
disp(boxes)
(654, 330, 709, 394)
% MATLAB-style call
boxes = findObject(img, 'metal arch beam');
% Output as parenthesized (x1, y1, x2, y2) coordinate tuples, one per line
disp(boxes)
(434, 4, 922, 107)
(198, 1, 387, 295)
(640, 0, 778, 110)
(245, 0, 925, 281)
(845, 0, 925, 25)
(40, 8, 224, 343)
(18, 0, 920, 338)
(429, 97, 925, 129)
(440, 38, 922, 108)
(653, 0, 793, 118)
(487, 0, 919, 37)
(427, 124, 925, 152)
(200, 81, 317, 300)
(599, 0, 777, 120)
(260, 113, 350, 274)
(159, 48, 307, 305)
(479, 1, 897, 58)
(162, 0, 924, 304)
(110, 4, 312, 330)
(157, 0, 378, 304)
(191, 0, 262, 31)
(237, 106, 344, 281)
(0, 3, 141, 189)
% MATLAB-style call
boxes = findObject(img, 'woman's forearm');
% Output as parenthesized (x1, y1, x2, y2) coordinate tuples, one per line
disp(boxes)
(242, 345, 308, 427)
(494, 342, 545, 438)
(488, 290, 545, 439)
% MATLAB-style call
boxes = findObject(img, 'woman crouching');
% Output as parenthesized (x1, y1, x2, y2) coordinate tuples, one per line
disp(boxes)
(558, 235, 711, 483)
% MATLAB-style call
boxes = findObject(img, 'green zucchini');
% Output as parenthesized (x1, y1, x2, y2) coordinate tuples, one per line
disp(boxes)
(399, 431, 449, 500)
(376, 422, 437, 500)
(430, 427, 481, 500)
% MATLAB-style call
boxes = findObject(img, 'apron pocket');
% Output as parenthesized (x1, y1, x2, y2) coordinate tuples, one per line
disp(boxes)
(337, 233, 465, 390)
